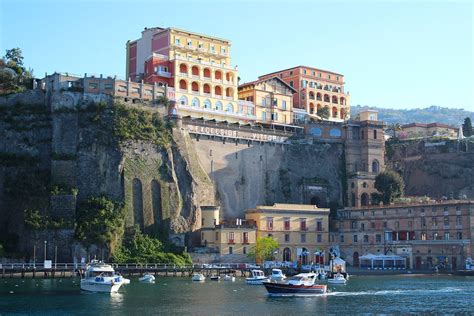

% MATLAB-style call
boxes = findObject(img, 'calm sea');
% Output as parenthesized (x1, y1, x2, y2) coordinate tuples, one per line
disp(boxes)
(0, 275, 473, 315)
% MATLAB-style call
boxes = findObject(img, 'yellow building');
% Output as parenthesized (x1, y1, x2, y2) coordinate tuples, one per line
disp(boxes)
(245, 204, 330, 264)
(397, 123, 459, 139)
(200, 206, 257, 257)
(238, 77, 296, 125)
(128, 27, 256, 123)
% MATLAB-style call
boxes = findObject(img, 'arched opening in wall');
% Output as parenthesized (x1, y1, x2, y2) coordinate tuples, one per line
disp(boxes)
(191, 81, 199, 92)
(151, 180, 162, 225)
(191, 66, 199, 76)
(373, 129, 377, 139)
(317, 104, 321, 111)
(215, 70, 222, 80)
(132, 178, 144, 230)
(179, 63, 188, 74)
(301, 248, 309, 265)
(340, 97, 345, 105)
(351, 193, 356, 207)
(225, 87, 233, 97)
(372, 160, 380, 173)
(203, 68, 211, 78)
(283, 247, 292, 262)
(309, 103, 315, 114)
(353, 251, 360, 267)
(203, 83, 211, 94)
(324, 94, 330, 102)
(309, 91, 315, 100)
(226, 72, 233, 83)
(340, 108, 346, 119)
(361, 193, 369, 206)
(214, 85, 222, 96)
(332, 107, 338, 118)
(332, 95, 338, 104)
(179, 79, 187, 91)
(316, 92, 322, 101)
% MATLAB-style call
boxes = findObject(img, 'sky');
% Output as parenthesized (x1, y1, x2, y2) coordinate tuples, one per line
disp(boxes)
(1, 0, 472, 110)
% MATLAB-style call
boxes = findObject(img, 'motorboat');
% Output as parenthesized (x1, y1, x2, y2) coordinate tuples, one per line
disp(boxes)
(327, 273, 347, 284)
(246, 270, 268, 285)
(80, 261, 125, 293)
(270, 269, 286, 282)
(139, 273, 155, 283)
(263, 273, 327, 296)
(223, 274, 235, 282)
(192, 273, 205, 282)
(210, 275, 221, 281)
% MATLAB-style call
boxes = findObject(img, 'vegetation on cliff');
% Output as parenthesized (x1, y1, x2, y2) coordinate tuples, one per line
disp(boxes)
(463, 117, 472, 137)
(373, 170, 405, 205)
(0, 48, 33, 95)
(111, 228, 192, 266)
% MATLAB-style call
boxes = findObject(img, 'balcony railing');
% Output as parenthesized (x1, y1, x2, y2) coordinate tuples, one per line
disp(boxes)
(175, 55, 234, 70)
(178, 104, 257, 120)
(156, 70, 171, 78)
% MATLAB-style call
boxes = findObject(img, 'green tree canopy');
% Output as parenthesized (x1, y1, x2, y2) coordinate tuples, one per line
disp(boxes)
(1, 47, 33, 94)
(248, 236, 279, 262)
(317, 106, 330, 119)
(462, 117, 472, 137)
(374, 170, 405, 205)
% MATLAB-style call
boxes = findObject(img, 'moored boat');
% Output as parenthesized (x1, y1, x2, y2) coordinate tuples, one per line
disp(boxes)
(270, 269, 286, 282)
(246, 269, 268, 285)
(192, 273, 205, 282)
(327, 273, 347, 284)
(210, 275, 221, 281)
(223, 274, 235, 282)
(263, 273, 327, 296)
(139, 273, 155, 283)
(80, 261, 125, 293)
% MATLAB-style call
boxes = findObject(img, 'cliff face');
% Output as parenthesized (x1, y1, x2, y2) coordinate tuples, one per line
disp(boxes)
(387, 139, 474, 199)
(0, 91, 214, 259)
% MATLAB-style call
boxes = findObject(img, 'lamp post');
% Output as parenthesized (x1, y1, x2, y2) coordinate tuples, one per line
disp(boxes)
(43, 240, 47, 262)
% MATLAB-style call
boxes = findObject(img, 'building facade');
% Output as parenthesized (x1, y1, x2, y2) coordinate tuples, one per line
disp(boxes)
(238, 77, 296, 125)
(397, 122, 459, 139)
(344, 109, 385, 207)
(127, 27, 256, 123)
(245, 204, 330, 264)
(331, 200, 474, 270)
(258, 66, 350, 123)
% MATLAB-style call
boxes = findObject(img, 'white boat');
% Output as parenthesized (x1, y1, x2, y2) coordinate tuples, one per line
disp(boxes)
(270, 269, 286, 282)
(327, 273, 347, 284)
(246, 270, 268, 285)
(192, 273, 205, 282)
(139, 273, 155, 283)
(263, 273, 327, 296)
(122, 277, 131, 284)
(80, 261, 125, 293)
(223, 274, 235, 282)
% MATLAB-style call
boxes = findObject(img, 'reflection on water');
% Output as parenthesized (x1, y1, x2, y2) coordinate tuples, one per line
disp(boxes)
(0, 275, 473, 315)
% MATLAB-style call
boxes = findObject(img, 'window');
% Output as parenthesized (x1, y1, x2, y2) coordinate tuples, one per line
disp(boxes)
(376, 234, 381, 243)
(303, 69, 307, 74)
(444, 216, 449, 226)
(201, 218, 205, 226)
(408, 221, 413, 228)
(318, 72, 322, 78)
(266, 217, 273, 230)
(309, 128, 322, 137)
(104, 83, 113, 90)
(374, 130, 377, 139)
(221, 47, 226, 53)
(289, 71, 293, 75)
(316, 220, 323, 231)
(282, 100, 287, 110)
(444, 232, 450, 240)
(383, 222, 387, 228)
(187, 40, 192, 47)
(353, 235, 358, 243)
(363, 235, 369, 243)
(229, 246, 233, 254)
(336, 76, 340, 81)
(243, 232, 249, 244)
(312, 71, 316, 76)
(421, 232, 427, 240)
(327, 74, 331, 79)
(243, 246, 247, 254)
(432, 217, 438, 226)
(210, 45, 215, 52)
(340, 235, 344, 242)
(175, 38, 180, 45)
(421, 217, 426, 227)
(89, 83, 98, 89)
(289, 81, 293, 87)
(300, 218, 307, 231)
(351, 221, 357, 229)
(395, 221, 400, 228)
(371, 222, 375, 229)
(284, 218, 290, 230)
(215, 232, 218, 241)
(361, 223, 365, 231)
(262, 112, 267, 121)
(456, 216, 462, 226)
(457, 232, 462, 240)
(329, 129, 342, 137)
(284, 234, 290, 242)
(301, 234, 306, 243)
(228, 232, 235, 243)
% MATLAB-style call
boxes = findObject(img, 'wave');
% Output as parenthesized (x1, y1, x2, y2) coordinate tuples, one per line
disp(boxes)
(326, 287, 463, 297)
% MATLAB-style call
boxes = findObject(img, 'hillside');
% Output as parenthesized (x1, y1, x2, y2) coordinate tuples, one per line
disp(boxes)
(351, 105, 473, 127)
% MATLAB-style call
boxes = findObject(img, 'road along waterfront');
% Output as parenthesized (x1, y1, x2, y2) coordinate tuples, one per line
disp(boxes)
(0, 275, 473, 315)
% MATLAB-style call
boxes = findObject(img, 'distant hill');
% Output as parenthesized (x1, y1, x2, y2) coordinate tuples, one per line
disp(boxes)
(351, 105, 474, 127)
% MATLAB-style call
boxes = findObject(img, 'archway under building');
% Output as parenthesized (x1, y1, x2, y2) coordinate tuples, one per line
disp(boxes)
(283, 247, 291, 262)
(361, 193, 370, 206)
(353, 251, 360, 267)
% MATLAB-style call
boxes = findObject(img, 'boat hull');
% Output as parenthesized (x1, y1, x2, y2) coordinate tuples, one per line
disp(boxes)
(80, 280, 123, 293)
(246, 278, 267, 285)
(263, 282, 327, 295)
(327, 279, 346, 284)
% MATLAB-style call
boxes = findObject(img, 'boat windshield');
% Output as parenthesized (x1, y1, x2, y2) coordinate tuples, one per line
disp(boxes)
(88, 271, 114, 277)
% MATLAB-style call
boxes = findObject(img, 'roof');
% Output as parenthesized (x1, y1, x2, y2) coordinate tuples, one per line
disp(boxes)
(246, 203, 329, 214)
(169, 27, 231, 44)
(259, 65, 344, 79)
(238, 76, 297, 93)
(401, 122, 456, 129)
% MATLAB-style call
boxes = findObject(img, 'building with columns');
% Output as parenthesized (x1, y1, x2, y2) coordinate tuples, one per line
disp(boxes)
(258, 66, 350, 123)
(126, 27, 256, 124)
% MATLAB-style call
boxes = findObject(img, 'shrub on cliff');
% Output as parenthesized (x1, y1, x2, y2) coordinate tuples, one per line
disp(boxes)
(113, 102, 171, 148)
(0, 48, 33, 95)
(111, 229, 192, 266)
(75, 196, 126, 253)
(374, 170, 405, 205)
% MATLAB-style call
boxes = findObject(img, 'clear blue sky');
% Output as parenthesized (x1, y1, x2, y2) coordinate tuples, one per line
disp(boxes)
(1, 0, 472, 110)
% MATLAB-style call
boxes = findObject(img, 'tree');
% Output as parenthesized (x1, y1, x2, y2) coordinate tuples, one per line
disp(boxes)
(317, 106, 330, 119)
(462, 117, 472, 137)
(5, 48, 24, 67)
(1, 47, 33, 94)
(374, 170, 405, 205)
(248, 236, 279, 262)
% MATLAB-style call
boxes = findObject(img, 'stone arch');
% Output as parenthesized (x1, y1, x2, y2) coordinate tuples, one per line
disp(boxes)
(151, 180, 162, 224)
(361, 193, 370, 206)
(132, 178, 144, 230)
(191, 97, 200, 107)
(191, 81, 199, 92)
(179, 79, 187, 90)
(179, 63, 188, 74)
(283, 247, 291, 261)
(203, 68, 211, 78)
(191, 65, 200, 76)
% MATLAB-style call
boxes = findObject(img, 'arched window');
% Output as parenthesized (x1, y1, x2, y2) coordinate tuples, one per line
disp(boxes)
(178, 95, 188, 105)
(340, 97, 345, 105)
(203, 68, 211, 78)
(179, 79, 187, 91)
(225, 87, 233, 97)
(309, 91, 315, 99)
(215, 101, 223, 111)
(191, 81, 199, 92)
(203, 83, 211, 94)
(332, 107, 338, 118)
(215, 70, 222, 80)
(332, 95, 338, 104)
(372, 160, 380, 173)
(191, 66, 199, 76)
(226, 72, 233, 83)
(301, 248, 309, 265)
(329, 128, 341, 137)
(324, 94, 330, 102)
(132, 178, 144, 230)
(204, 99, 212, 109)
(340, 108, 346, 119)
(373, 129, 377, 139)
(179, 63, 188, 74)
(361, 193, 370, 206)
(309, 127, 322, 137)
(191, 97, 200, 107)
(214, 85, 222, 96)
(316, 92, 322, 101)
(226, 103, 234, 112)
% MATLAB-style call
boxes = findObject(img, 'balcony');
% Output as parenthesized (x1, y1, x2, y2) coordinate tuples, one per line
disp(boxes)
(177, 103, 257, 120)
(156, 70, 171, 78)
(227, 240, 235, 244)
(174, 55, 235, 70)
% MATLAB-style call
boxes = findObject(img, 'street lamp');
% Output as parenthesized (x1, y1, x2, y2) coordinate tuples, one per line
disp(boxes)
(44, 240, 47, 262)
